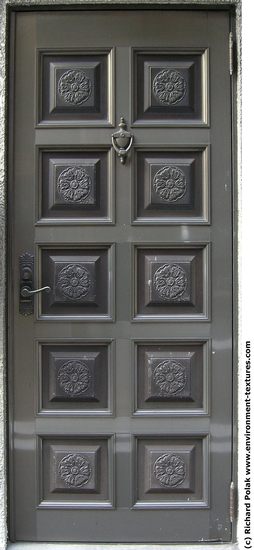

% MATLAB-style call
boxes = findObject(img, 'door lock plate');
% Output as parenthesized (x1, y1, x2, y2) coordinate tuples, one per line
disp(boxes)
(19, 252, 34, 315)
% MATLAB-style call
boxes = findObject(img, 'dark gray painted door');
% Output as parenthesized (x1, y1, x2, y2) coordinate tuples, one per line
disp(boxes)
(9, 9, 233, 543)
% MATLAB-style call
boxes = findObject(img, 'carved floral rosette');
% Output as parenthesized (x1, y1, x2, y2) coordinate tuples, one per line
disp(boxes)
(152, 69, 187, 106)
(57, 165, 92, 204)
(153, 164, 187, 202)
(58, 453, 92, 488)
(153, 263, 187, 301)
(58, 69, 92, 105)
(57, 263, 92, 301)
(153, 359, 187, 396)
(57, 360, 90, 397)
(153, 453, 186, 488)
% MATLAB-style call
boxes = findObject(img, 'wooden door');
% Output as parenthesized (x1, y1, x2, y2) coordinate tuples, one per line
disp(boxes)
(9, 9, 233, 543)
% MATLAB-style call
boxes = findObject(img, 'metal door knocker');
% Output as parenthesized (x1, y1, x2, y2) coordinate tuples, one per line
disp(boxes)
(112, 117, 134, 164)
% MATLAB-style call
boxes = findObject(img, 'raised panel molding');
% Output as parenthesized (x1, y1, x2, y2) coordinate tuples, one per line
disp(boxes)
(38, 340, 114, 415)
(132, 146, 209, 225)
(133, 435, 209, 509)
(133, 340, 209, 416)
(133, 245, 210, 321)
(38, 436, 114, 509)
(132, 48, 209, 127)
(37, 49, 115, 127)
(37, 147, 114, 225)
(38, 245, 115, 321)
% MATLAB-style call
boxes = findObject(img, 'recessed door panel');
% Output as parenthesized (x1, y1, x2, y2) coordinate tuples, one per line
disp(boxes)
(38, 341, 114, 414)
(38, 148, 114, 224)
(40, 246, 114, 320)
(134, 340, 209, 415)
(132, 49, 209, 126)
(134, 436, 208, 508)
(133, 147, 209, 224)
(134, 245, 209, 320)
(38, 49, 114, 126)
(39, 436, 114, 508)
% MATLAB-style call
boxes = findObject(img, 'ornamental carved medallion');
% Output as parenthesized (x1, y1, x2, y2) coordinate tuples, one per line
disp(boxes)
(153, 263, 187, 301)
(57, 263, 92, 300)
(152, 69, 187, 106)
(153, 360, 186, 396)
(57, 166, 92, 204)
(58, 453, 92, 488)
(57, 360, 90, 397)
(153, 453, 186, 488)
(58, 70, 92, 106)
(153, 165, 187, 203)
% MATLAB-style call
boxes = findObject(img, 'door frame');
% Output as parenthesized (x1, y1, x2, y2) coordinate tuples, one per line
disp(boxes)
(0, 1, 241, 548)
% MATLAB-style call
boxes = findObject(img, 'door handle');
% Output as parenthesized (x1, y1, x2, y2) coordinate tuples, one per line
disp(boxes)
(19, 252, 51, 315)
(20, 286, 51, 297)
(112, 117, 134, 164)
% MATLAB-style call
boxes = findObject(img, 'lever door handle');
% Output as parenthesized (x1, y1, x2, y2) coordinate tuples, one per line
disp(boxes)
(19, 252, 51, 315)
(20, 286, 51, 297)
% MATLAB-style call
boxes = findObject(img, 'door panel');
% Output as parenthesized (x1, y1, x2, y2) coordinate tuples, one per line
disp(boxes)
(134, 244, 209, 320)
(40, 245, 114, 320)
(9, 9, 232, 543)
(38, 147, 114, 224)
(133, 146, 209, 225)
(38, 340, 114, 415)
(38, 49, 114, 126)
(134, 339, 209, 415)
(40, 435, 114, 509)
(132, 48, 208, 126)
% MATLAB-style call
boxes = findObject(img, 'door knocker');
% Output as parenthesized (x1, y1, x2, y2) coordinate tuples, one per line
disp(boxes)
(112, 117, 134, 164)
